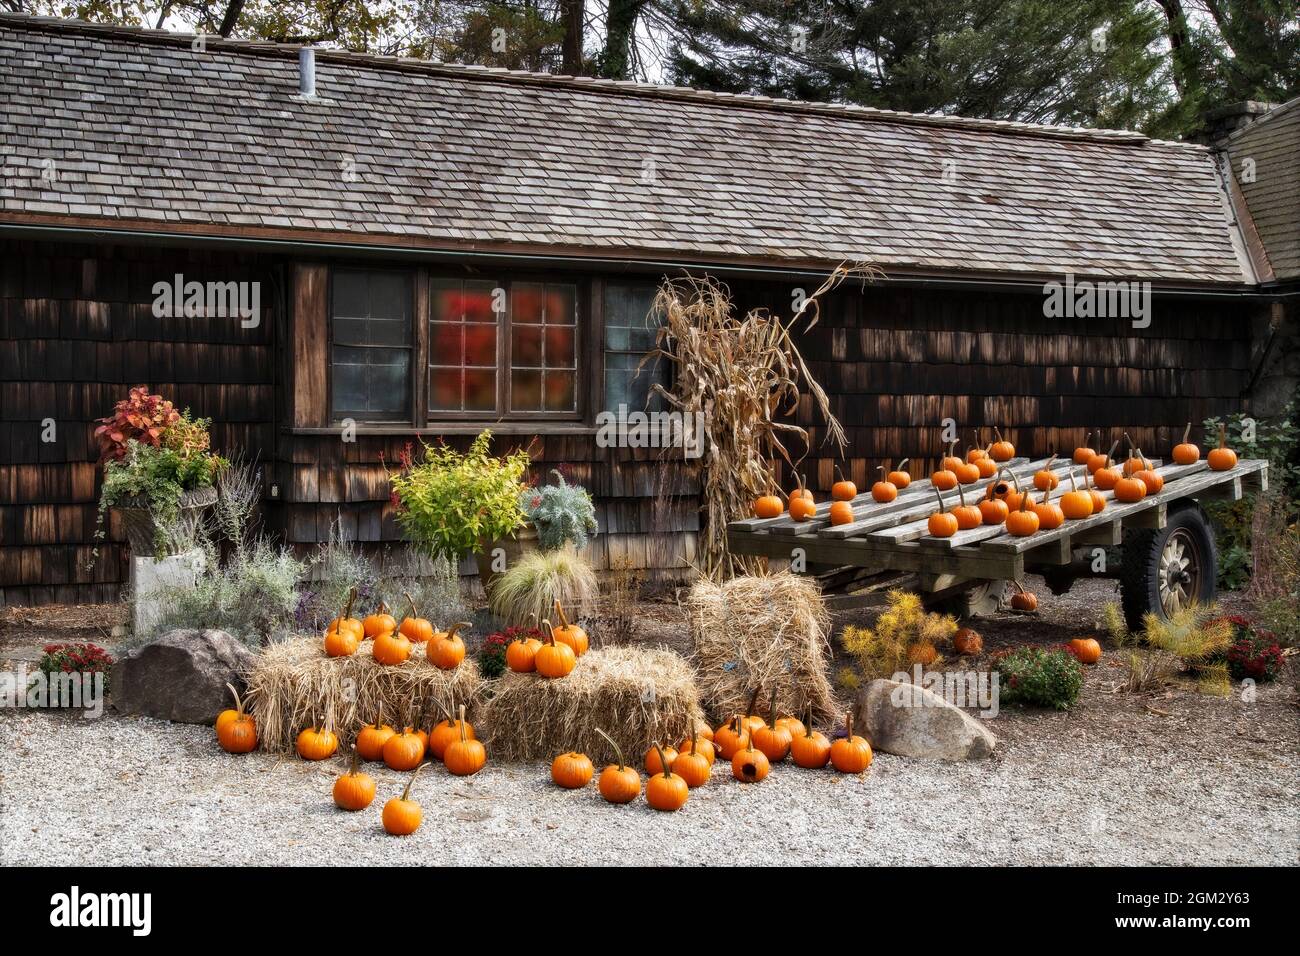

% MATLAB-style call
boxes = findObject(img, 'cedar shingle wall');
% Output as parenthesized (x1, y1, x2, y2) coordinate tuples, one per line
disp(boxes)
(0, 239, 277, 605)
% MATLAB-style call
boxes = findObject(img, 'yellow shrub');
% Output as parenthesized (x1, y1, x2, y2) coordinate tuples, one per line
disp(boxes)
(839, 589, 956, 679)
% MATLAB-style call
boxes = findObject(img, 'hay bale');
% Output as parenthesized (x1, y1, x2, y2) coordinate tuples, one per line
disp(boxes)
(479, 646, 705, 762)
(247, 638, 484, 753)
(685, 572, 837, 723)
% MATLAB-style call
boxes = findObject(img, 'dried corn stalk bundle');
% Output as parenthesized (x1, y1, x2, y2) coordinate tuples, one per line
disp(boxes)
(647, 263, 876, 578)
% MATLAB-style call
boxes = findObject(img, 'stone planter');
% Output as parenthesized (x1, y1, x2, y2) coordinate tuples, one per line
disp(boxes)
(114, 485, 217, 557)
(474, 523, 539, 597)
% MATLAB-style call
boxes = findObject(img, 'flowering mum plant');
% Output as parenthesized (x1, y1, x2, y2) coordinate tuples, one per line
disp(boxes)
(1220, 615, 1284, 682)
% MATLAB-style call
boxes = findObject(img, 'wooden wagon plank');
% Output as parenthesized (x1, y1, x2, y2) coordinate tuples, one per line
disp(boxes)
(728, 528, 1023, 580)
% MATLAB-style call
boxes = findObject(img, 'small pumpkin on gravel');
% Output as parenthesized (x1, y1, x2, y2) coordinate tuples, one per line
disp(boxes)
(714, 715, 750, 760)
(751, 690, 792, 762)
(1066, 637, 1103, 665)
(644, 743, 679, 776)
(296, 717, 338, 761)
(829, 713, 873, 774)
(430, 701, 475, 761)
(953, 628, 983, 656)
(731, 735, 771, 783)
(790, 709, 831, 769)
(444, 705, 486, 776)
(595, 728, 641, 804)
(382, 765, 425, 836)
(672, 732, 712, 787)
(215, 682, 257, 754)
(646, 744, 690, 811)
(551, 750, 594, 789)
(356, 705, 396, 761)
(1010, 582, 1038, 612)
(383, 726, 427, 771)
(333, 746, 376, 812)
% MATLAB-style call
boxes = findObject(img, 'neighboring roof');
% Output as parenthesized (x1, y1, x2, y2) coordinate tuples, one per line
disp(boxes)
(0, 14, 1257, 288)
(1222, 96, 1300, 283)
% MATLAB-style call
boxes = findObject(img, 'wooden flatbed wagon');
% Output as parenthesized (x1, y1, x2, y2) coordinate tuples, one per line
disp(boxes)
(727, 456, 1268, 627)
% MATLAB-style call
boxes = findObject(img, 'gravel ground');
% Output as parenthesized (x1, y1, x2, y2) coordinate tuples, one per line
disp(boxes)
(2, 683, 1296, 866)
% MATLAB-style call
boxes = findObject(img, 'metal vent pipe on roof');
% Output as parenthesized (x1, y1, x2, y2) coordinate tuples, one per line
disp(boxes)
(299, 46, 316, 96)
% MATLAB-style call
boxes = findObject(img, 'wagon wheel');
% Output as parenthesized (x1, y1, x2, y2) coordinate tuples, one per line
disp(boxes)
(1119, 502, 1217, 631)
(928, 579, 1007, 619)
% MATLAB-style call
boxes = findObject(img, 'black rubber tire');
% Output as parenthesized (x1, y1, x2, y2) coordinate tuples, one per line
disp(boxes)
(1119, 502, 1217, 631)
(928, 580, 1006, 618)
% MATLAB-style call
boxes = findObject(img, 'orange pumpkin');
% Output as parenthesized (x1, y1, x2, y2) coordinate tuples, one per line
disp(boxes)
(326, 587, 364, 641)
(427, 621, 469, 670)
(444, 705, 487, 776)
(383, 726, 426, 771)
(713, 715, 750, 760)
(753, 494, 784, 519)
(551, 750, 594, 789)
(1059, 469, 1094, 520)
(931, 468, 958, 491)
(1084, 467, 1106, 514)
(979, 494, 1009, 526)
(1033, 455, 1061, 491)
(646, 744, 690, 811)
(871, 466, 898, 503)
(831, 465, 857, 502)
(941, 442, 964, 473)
(829, 500, 855, 526)
(671, 735, 712, 788)
(506, 631, 543, 673)
(751, 690, 792, 762)
(829, 713, 873, 774)
(975, 446, 999, 479)
(907, 641, 938, 666)
(397, 592, 435, 644)
(552, 600, 589, 657)
(928, 486, 959, 538)
(1172, 423, 1200, 465)
(1134, 466, 1164, 495)
(333, 746, 377, 811)
(676, 729, 716, 768)
(1072, 431, 1096, 466)
(644, 743, 679, 776)
(362, 602, 396, 639)
(1113, 474, 1147, 503)
(595, 728, 642, 804)
(789, 495, 817, 521)
(953, 628, 983, 655)
(215, 682, 257, 754)
(886, 459, 911, 488)
(296, 717, 339, 761)
(1121, 436, 1153, 476)
(429, 702, 474, 761)
(1010, 582, 1038, 612)
(950, 483, 982, 531)
(790, 711, 832, 769)
(731, 736, 771, 783)
(356, 705, 396, 761)
(1005, 479, 1040, 537)
(535, 621, 577, 679)
(989, 428, 1015, 462)
(1208, 422, 1237, 471)
(372, 628, 412, 666)
(381, 766, 425, 836)
(1067, 637, 1103, 665)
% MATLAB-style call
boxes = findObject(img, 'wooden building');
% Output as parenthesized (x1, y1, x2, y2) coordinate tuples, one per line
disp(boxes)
(0, 15, 1293, 604)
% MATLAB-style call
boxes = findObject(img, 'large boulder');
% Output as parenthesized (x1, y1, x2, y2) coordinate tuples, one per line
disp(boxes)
(111, 629, 255, 725)
(854, 678, 997, 761)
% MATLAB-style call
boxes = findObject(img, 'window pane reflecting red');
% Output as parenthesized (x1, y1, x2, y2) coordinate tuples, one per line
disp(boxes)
(512, 326, 543, 366)
(512, 282, 544, 324)
(429, 369, 461, 411)
(464, 325, 497, 366)
(464, 369, 496, 411)
(546, 285, 576, 325)
(431, 323, 462, 364)
(545, 326, 575, 368)
(463, 281, 498, 322)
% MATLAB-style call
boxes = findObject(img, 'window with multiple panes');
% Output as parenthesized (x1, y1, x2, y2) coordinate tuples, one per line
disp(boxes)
(328, 269, 667, 426)
(331, 270, 413, 421)
(603, 282, 666, 412)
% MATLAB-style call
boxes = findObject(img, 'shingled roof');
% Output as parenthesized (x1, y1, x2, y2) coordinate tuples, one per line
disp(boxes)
(1222, 96, 1300, 283)
(0, 14, 1258, 288)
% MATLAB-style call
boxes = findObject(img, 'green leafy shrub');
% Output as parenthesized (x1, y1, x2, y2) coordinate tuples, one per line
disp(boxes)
(520, 469, 597, 551)
(388, 431, 530, 561)
(995, 646, 1083, 710)
(98, 439, 226, 553)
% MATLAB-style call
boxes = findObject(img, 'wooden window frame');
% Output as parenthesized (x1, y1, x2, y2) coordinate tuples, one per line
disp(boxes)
(327, 264, 600, 429)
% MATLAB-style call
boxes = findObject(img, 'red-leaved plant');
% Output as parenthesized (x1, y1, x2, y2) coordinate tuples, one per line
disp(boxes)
(94, 386, 181, 462)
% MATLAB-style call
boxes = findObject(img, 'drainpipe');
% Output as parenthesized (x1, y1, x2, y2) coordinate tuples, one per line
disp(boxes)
(299, 46, 316, 97)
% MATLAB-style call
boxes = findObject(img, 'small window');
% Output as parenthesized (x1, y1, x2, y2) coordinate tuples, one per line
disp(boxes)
(604, 283, 666, 412)
(510, 282, 578, 413)
(332, 270, 412, 421)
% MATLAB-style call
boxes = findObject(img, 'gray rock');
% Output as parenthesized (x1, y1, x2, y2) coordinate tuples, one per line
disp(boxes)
(111, 629, 255, 724)
(854, 678, 997, 761)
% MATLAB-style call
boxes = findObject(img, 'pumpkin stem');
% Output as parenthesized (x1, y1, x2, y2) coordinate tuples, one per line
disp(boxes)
(225, 681, 244, 717)
(955, 482, 967, 508)
(400, 763, 424, 802)
(342, 586, 356, 621)
(653, 742, 673, 781)
(554, 599, 570, 628)
(768, 687, 779, 723)
(1068, 468, 1078, 492)
(688, 727, 697, 756)
(404, 590, 418, 619)
(747, 687, 760, 718)
(457, 704, 468, 744)
(347, 743, 361, 777)
(805, 705, 815, 738)
(897, 458, 908, 471)
(1181, 422, 1192, 445)
(932, 485, 945, 511)
(445, 621, 470, 641)
(1082, 430, 1091, 449)
(541, 618, 556, 646)
(595, 727, 626, 771)
(845, 711, 854, 740)
(993, 426, 1004, 444)
(1103, 439, 1120, 468)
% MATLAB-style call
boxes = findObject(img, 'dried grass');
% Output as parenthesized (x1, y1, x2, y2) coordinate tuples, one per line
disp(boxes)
(647, 263, 877, 578)
(684, 571, 837, 723)
(247, 638, 484, 753)
(478, 646, 705, 762)
(487, 549, 597, 627)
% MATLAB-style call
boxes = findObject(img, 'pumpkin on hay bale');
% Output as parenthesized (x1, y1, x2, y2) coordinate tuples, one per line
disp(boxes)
(478, 646, 705, 762)
(685, 571, 837, 724)
(247, 637, 484, 754)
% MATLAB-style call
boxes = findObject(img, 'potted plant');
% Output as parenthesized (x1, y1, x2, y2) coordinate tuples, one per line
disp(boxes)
(519, 469, 598, 552)
(387, 430, 531, 595)
(94, 388, 226, 556)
